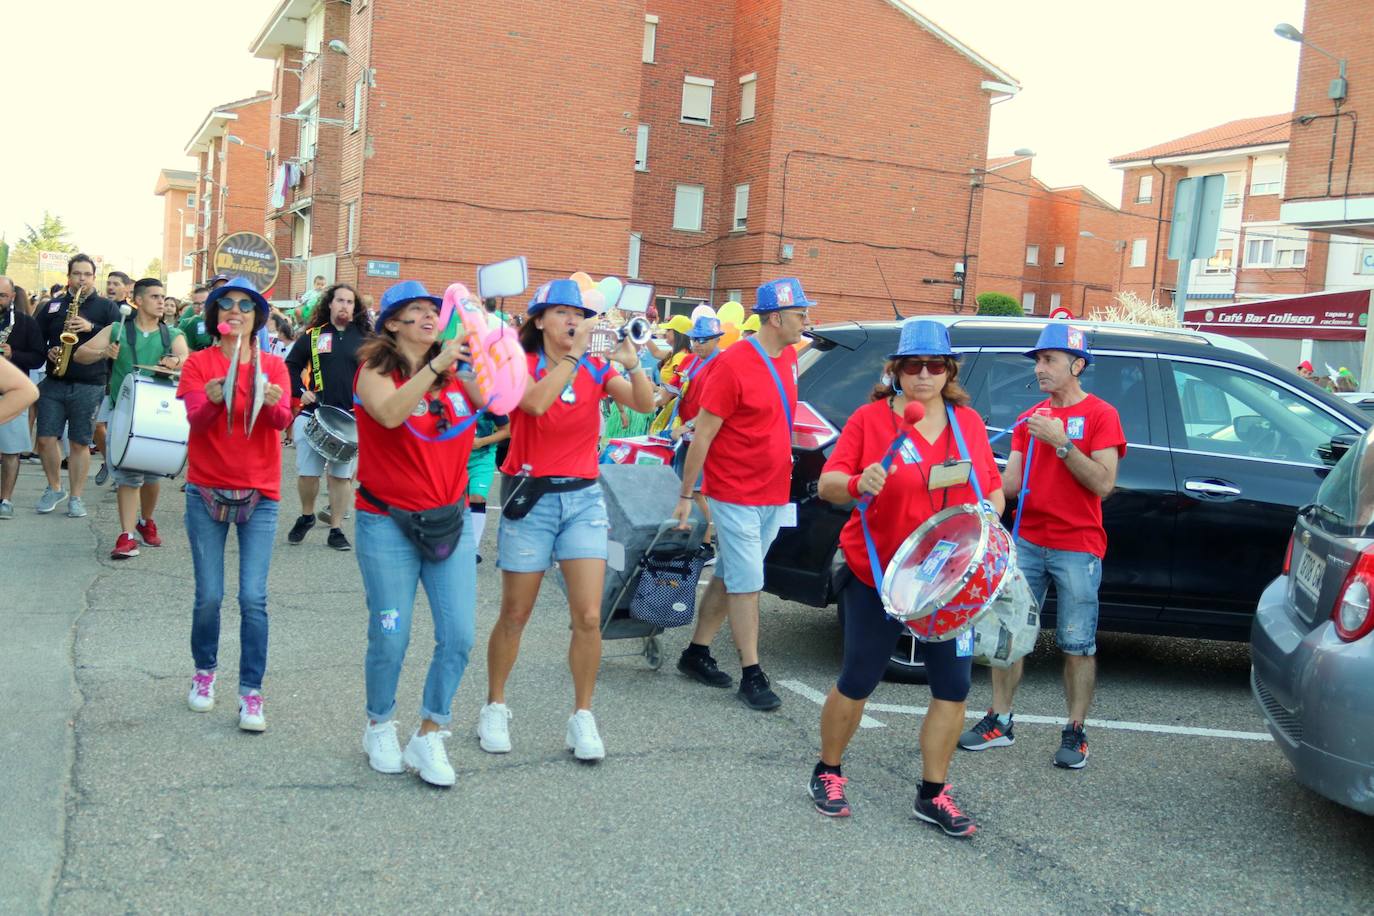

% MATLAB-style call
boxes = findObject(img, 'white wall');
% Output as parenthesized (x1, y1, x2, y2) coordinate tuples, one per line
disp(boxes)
(1324, 234, 1374, 293)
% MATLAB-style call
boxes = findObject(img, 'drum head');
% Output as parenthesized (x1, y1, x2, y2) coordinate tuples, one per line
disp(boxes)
(879, 505, 988, 623)
(315, 405, 356, 436)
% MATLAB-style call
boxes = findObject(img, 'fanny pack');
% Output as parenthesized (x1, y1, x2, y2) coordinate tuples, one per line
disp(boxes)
(359, 485, 466, 563)
(501, 475, 595, 521)
(197, 487, 263, 525)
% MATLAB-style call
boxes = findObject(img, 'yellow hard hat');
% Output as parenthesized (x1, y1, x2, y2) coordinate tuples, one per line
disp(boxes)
(741, 314, 761, 333)
(660, 314, 693, 334)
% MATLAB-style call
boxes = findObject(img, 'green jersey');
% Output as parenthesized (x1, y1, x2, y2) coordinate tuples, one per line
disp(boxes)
(110, 321, 185, 401)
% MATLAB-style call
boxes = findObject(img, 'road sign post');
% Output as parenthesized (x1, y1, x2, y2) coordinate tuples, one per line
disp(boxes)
(1168, 174, 1226, 323)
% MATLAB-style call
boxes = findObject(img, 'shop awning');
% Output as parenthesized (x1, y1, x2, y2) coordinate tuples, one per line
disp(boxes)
(1184, 288, 1374, 341)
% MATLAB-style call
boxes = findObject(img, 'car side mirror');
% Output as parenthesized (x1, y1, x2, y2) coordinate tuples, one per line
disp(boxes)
(1317, 433, 1361, 466)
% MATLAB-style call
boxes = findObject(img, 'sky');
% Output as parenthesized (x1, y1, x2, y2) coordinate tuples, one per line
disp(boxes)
(0, 0, 1308, 278)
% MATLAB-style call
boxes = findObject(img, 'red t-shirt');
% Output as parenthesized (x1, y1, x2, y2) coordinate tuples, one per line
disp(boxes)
(1009, 393, 1126, 558)
(699, 339, 798, 506)
(678, 351, 721, 423)
(355, 370, 477, 514)
(177, 347, 293, 501)
(500, 351, 613, 479)
(825, 400, 1001, 588)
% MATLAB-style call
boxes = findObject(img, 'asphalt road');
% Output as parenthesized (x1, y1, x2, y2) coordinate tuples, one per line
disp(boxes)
(3, 454, 1372, 914)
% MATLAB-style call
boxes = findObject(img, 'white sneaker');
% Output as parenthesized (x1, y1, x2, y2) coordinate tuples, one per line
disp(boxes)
(476, 702, 512, 754)
(566, 709, 606, 762)
(363, 720, 404, 774)
(238, 692, 266, 732)
(403, 729, 456, 787)
(187, 670, 216, 712)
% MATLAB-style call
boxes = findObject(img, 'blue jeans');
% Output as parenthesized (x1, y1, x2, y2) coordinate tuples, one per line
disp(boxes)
(1015, 538, 1101, 656)
(356, 510, 477, 725)
(184, 485, 280, 694)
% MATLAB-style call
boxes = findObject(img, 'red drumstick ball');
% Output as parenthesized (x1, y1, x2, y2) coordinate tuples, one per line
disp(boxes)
(217, 322, 232, 336)
(903, 401, 925, 426)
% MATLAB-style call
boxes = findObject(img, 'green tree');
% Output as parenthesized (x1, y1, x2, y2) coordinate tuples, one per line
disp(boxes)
(976, 291, 1023, 316)
(145, 258, 164, 282)
(14, 211, 77, 256)
(0, 236, 8, 275)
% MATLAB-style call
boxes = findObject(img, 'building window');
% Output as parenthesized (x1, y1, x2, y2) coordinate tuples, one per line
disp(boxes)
(1137, 175, 1154, 203)
(1025, 245, 1039, 266)
(1244, 230, 1308, 269)
(345, 200, 358, 252)
(726, 288, 743, 305)
(304, 2, 325, 57)
(297, 97, 319, 162)
(732, 184, 749, 232)
(738, 73, 757, 122)
(1130, 238, 1147, 268)
(1222, 172, 1243, 207)
(628, 232, 642, 279)
(1203, 246, 1234, 274)
(1250, 161, 1285, 196)
(1021, 292, 1036, 313)
(642, 15, 657, 64)
(1050, 293, 1062, 310)
(352, 78, 364, 131)
(186, 193, 196, 208)
(185, 222, 196, 238)
(681, 76, 713, 126)
(673, 184, 705, 232)
(1054, 245, 1065, 266)
(635, 124, 649, 171)
(292, 209, 311, 259)
(182, 255, 195, 268)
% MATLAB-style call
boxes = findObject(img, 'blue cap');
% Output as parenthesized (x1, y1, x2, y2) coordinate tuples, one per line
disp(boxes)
(527, 278, 591, 317)
(888, 318, 955, 359)
(754, 277, 815, 313)
(1025, 323, 1093, 366)
(378, 280, 442, 324)
(688, 316, 723, 340)
(204, 276, 269, 316)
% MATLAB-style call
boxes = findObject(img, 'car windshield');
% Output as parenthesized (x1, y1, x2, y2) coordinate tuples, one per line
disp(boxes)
(1312, 427, 1374, 535)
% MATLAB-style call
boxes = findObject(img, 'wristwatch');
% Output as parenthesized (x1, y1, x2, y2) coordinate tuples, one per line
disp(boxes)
(1055, 442, 1074, 459)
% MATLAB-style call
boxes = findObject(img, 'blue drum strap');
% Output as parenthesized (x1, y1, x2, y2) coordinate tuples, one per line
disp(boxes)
(745, 336, 794, 430)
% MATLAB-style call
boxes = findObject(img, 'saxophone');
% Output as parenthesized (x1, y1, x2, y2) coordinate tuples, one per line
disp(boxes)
(0, 309, 14, 348)
(53, 286, 88, 377)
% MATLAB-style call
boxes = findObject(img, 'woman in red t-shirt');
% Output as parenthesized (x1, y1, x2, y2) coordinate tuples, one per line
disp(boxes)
(352, 280, 484, 788)
(811, 319, 1003, 837)
(478, 279, 655, 763)
(176, 277, 292, 734)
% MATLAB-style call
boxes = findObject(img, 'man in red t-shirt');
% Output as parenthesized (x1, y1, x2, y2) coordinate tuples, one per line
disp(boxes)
(672, 278, 811, 711)
(959, 324, 1125, 770)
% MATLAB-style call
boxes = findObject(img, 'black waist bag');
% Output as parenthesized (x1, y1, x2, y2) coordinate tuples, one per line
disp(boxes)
(359, 485, 465, 563)
(501, 475, 595, 521)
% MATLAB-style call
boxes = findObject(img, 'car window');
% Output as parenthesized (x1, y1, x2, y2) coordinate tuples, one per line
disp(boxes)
(799, 348, 886, 428)
(1169, 360, 1344, 463)
(972, 352, 1151, 443)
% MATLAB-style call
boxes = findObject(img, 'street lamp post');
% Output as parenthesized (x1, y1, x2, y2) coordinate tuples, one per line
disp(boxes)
(1079, 230, 1128, 305)
(1274, 22, 1348, 102)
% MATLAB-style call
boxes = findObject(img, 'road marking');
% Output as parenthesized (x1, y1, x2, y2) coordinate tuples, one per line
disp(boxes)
(778, 679, 1272, 742)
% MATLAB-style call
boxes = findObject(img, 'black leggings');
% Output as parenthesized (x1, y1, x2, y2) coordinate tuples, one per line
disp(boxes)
(836, 571, 972, 703)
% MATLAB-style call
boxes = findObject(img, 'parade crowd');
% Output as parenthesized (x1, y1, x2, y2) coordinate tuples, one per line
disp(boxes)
(0, 256, 1127, 840)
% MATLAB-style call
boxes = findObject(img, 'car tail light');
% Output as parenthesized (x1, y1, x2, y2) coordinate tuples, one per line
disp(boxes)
(1332, 547, 1374, 642)
(1282, 532, 1295, 576)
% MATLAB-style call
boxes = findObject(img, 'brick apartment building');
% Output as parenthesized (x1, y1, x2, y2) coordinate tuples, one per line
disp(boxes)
(182, 92, 274, 288)
(233, 0, 1017, 318)
(153, 169, 197, 277)
(976, 155, 1128, 318)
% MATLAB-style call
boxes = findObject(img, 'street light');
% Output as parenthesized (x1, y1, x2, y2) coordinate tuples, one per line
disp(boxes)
(226, 134, 273, 160)
(329, 39, 377, 87)
(1080, 231, 1128, 296)
(1274, 22, 1348, 101)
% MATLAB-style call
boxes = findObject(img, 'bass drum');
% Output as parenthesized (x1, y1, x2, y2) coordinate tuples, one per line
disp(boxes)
(108, 374, 189, 477)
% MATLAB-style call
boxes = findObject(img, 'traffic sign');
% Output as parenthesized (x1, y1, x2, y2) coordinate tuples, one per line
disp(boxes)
(1049, 306, 1073, 320)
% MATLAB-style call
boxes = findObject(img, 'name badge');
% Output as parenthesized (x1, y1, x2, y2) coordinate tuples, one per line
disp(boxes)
(898, 440, 921, 466)
(1067, 416, 1085, 440)
(447, 391, 470, 417)
(197, 321, 206, 335)
(49, 302, 61, 313)
(779, 503, 798, 527)
(317, 334, 333, 354)
(928, 459, 972, 490)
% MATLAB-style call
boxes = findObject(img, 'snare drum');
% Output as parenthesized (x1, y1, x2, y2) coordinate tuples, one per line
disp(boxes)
(108, 374, 189, 478)
(878, 504, 1014, 642)
(303, 405, 358, 463)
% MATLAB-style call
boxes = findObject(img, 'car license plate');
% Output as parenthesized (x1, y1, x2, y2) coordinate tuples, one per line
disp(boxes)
(1294, 548, 1326, 601)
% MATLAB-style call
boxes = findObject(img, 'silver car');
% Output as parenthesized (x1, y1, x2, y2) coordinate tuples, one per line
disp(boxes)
(1252, 428, 1374, 814)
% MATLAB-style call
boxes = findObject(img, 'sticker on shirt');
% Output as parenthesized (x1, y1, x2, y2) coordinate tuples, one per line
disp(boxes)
(197, 321, 206, 335)
(316, 333, 333, 354)
(955, 627, 974, 658)
(410, 401, 428, 417)
(897, 439, 921, 466)
(779, 503, 798, 527)
(915, 539, 958, 583)
(49, 302, 62, 313)
(446, 391, 470, 418)
(1066, 416, 1085, 440)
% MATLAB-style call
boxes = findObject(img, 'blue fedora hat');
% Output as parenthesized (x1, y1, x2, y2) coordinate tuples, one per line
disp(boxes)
(755, 277, 815, 313)
(888, 318, 955, 359)
(688, 316, 723, 340)
(378, 280, 442, 324)
(528, 278, 592, 317)
(1025, 323, 1093, 366)
(204, 276, 269, 315)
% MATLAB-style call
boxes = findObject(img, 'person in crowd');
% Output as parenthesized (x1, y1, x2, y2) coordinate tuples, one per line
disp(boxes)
(33, 254, 120, 518)
(284, 283, 368, 550)
(0, 355, 40, 424)
(298, 274, 327, 324)
(13, 285, 34, 316)
(360, 293, 377, 330)
(178, 286, 215, 351)
(90, 271, 135, 486)
(176, 277, 291, 732)
(671, 278, 810, 710)
(648, 315, 695, 436)
(105, 271, 133, 307)
(670, 314, 726, 537)
(959, 324, 1125, 770)
(476, 279, 654, 762)
(76, 279, 188, 558)
(467, 408, 510, 564)
(810, 318, 1001, 835)
(353, 280, 486, 786)
(267, 311, 295, 359)
(0, 277, 45, 518)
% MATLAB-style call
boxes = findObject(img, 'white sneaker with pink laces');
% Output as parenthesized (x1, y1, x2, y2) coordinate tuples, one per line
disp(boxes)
(238, 692, 266, 732)
(188, 670, 216, 712)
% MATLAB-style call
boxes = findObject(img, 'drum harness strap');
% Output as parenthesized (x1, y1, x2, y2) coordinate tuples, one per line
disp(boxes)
(660, 351, 717, 445)
(113, 316, 172, 395)
(309, 327, 324, 396)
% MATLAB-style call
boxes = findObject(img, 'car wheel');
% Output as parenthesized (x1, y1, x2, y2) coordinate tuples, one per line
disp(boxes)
(884, 631, 929, 684)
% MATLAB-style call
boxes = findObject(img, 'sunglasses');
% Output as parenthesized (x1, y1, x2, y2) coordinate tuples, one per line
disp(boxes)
(219, 297, 256, 313)
(428, 399, 450, 434)
(897, 358, 949, 376)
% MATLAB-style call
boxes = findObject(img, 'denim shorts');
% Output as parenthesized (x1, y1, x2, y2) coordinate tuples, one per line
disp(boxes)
(706, 498, 787, 595)
(293, 413, 357, 479)
(497, 481, 609, 573)
(1015, 538, 1101, 656)
(35, 378, 103, 446)
(112, 465, 156, 488)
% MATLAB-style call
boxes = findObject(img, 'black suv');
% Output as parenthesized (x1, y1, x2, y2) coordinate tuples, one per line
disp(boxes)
(764, 317, 1368, 681)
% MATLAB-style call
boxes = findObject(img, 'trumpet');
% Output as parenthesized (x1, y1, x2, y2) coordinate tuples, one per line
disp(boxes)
(587, 316, 653, 358)
(53, 286, 88, 377)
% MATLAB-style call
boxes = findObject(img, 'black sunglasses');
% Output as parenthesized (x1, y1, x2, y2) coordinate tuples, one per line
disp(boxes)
(897, 358, 949, 376)
(428, 399, 450, 434)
